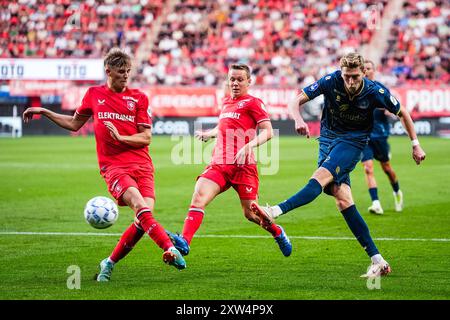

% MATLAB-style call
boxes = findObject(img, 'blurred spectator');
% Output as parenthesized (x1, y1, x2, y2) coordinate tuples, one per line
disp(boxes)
(0, 0, 163, 59)
(380, 0, 449, 85)
(136, 0, 389, 87)
(1, 0, 447, 87)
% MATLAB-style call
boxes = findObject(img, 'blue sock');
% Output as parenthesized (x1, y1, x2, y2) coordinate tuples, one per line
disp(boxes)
(391, 181, 400, 193)
(341, 205, 379, 257)
(368, 187, 379, 201)
(278, 179, 322, 214)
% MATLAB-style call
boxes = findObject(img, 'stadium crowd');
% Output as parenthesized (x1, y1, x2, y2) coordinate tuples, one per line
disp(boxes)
(138, 0, 389, 87)
(380, 0, 449, 86)
(0, 0, 163, 59)
(0, 0, 448, 87)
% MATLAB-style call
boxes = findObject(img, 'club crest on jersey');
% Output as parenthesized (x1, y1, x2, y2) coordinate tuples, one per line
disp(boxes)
(357, 100, 369, 109)
(126, 100, 136, 111)
(237, 99, 251, 109)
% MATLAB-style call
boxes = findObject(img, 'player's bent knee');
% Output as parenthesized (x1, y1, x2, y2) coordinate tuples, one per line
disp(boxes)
(191, 192, 209, 208)
(363, 163, 374, 176)
(336, 199, 354, 211)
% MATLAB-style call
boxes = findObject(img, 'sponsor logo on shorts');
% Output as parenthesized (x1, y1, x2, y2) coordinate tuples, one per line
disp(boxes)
(245, 187, 253, 193)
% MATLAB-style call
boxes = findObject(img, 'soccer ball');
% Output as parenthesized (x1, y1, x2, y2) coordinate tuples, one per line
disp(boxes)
(84, 196, 119, 229)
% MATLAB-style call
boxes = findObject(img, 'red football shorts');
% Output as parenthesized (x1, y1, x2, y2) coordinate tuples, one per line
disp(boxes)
(198, 164, 259, 200)
(101, 164, 155, 206)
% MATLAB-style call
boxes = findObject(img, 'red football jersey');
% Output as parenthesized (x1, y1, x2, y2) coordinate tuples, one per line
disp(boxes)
(211, 94, 270, 165)
(76, 85, 152, 171)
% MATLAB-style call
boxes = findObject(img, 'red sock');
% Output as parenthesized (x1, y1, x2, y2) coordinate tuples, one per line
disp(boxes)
(110, 222, 145, 263)
(182, 206, 205, 244)
(265, 223, 282, 237)
(136, 208, 173, 251)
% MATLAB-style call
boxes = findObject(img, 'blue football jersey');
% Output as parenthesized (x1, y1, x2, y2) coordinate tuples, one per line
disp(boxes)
(302, 70, 400, 146)
(370, 81, 391, 139)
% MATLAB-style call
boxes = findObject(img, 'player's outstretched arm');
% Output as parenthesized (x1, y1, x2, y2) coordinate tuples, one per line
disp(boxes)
(23, 107, 89, 131)
(104, 121, 151, 148)
(288, 91, 311, 138)
(397, 105, 426, 165)
(234, 120, 273, 165)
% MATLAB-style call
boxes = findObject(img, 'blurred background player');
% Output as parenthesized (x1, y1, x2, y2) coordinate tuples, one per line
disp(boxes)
(361, 60, 403, 215)
(251, 52, 426, 278)
(166, 64, 292, 258)
(22, 48, 185, 281)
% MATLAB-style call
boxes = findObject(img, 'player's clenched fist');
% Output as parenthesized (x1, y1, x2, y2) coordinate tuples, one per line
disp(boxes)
(412, 145, 426, 165)
(23, 107, 45, 123)
(294, 119, 310, 138)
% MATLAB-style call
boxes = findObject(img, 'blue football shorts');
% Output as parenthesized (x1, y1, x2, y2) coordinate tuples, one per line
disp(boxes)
(361, 137, 390, 163)
(317, 136, 364, 195)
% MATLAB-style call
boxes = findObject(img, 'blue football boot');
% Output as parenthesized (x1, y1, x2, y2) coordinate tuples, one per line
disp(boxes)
(274, 226, 292, 257)
(163, 247, 186, 270)
(97, 257, 114, 282)
(166, 230, 190, 256)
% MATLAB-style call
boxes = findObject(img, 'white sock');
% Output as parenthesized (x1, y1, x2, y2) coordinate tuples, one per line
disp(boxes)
(371, 254, 383, 264)
(372, 200, 381, 206)
(271, 205, 283, 218)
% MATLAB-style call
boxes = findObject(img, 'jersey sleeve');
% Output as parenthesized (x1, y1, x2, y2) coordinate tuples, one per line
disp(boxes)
(249, 98, 271, 124)
(302, 73, 331, 100)
(75, 88, 93, 117)
(373, 85, 401, 115)
(136, 93, 152, 128)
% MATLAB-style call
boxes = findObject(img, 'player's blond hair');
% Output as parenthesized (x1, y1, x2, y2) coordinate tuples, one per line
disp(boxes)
(104, 48, 131, 69)
(229, 64, 251, 79)
(340, 52, 365, 71)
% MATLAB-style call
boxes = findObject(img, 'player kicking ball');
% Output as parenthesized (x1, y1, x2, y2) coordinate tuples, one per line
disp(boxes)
(23, 48, 185, 281)
(166, 64, 292, 258)
(250, 53, 426, 278)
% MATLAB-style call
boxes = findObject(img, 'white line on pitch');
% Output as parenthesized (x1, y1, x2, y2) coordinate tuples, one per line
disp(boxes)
(0, 231, 449, 242)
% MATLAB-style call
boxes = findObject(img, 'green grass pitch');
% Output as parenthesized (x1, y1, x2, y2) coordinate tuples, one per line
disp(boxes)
(0, 135, 449, 300)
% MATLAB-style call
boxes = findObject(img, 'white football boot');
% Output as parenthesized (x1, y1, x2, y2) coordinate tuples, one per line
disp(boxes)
(360, 259, 392, 278)
(393, 190, 403, 212)
(250, 202, 276, 227)
(368, 200, 384, 215)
